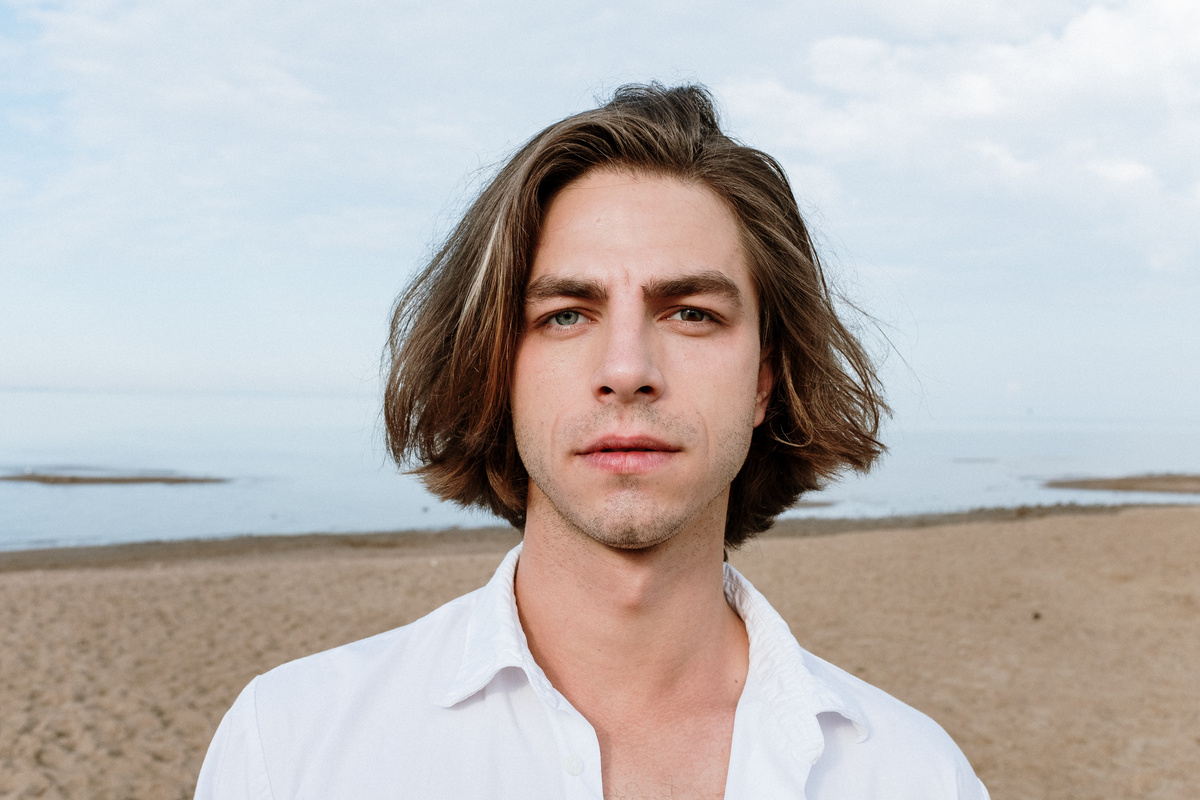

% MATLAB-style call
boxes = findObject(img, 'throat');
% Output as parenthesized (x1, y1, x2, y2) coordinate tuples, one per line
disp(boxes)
(515, 538, 750, 716)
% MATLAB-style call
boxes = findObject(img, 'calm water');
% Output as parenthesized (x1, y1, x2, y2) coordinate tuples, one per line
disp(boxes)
(2, 388, 1198, 551)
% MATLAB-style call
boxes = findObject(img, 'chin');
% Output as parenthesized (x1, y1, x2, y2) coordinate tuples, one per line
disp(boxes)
(578, 505, 697, 551)
(590, 526, 675, 551)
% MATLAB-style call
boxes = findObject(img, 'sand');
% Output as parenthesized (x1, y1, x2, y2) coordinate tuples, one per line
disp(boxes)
(1, 505, 1198, 799)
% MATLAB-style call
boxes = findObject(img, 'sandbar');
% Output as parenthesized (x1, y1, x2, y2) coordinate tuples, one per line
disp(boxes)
(0, 473, 227, 486)
(1045, 473, 1200, 494)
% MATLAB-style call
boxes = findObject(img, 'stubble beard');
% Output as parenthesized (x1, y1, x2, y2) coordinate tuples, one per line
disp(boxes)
(538, 474, 697, 550)
(517, 406, 756, 551)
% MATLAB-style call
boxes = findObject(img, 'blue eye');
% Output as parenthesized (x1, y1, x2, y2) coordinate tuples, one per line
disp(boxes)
(551, 310, 583, 326)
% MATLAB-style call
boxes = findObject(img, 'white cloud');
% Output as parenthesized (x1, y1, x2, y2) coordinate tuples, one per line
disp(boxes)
(974, 141, 1034, 177)
(722, 0, 1200, 273)
(714, 1, 1200, 421)
(1086, 159, 1155, 184)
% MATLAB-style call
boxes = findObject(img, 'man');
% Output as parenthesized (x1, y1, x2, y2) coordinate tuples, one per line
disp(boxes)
(197, 83, 989, 798)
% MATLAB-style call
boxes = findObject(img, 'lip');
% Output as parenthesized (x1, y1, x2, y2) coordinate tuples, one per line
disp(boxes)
(577, 435, 680, 475)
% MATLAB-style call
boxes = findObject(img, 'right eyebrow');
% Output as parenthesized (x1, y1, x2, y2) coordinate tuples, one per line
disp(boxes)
(524, 276, 609, 304)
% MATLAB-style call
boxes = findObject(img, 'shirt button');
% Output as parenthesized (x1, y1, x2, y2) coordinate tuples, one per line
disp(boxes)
(562, 754, 584, 776)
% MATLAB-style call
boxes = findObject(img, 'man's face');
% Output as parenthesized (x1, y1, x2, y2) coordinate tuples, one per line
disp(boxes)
(512, 169, 772, 550)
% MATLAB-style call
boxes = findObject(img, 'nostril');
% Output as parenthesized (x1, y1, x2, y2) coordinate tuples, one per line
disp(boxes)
(636, 385, 654, 394)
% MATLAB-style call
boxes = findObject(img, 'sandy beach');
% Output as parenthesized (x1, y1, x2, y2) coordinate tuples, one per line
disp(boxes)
(2, 504, 1198, 799)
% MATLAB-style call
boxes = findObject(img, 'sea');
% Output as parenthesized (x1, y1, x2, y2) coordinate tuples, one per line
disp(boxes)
(2, 387, 1199, 552)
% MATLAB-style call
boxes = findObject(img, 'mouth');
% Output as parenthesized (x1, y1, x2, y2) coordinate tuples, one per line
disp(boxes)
(577, 435, 680, 474)
(579, 435, 680, 455)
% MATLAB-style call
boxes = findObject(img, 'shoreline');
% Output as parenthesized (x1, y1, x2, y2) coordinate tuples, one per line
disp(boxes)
(0, 500, 1184, 573)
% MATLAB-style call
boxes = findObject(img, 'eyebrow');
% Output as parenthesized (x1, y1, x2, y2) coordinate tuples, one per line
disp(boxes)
(524, 276, 608, 303)
(642, 271, 743, 310)
(524, 270, 743, 310)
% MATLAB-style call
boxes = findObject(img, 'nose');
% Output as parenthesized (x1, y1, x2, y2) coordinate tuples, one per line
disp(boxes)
(592, 317, 663, 403)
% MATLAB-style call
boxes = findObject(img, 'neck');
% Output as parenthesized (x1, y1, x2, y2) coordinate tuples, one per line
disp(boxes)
(514, 492, 748, 714)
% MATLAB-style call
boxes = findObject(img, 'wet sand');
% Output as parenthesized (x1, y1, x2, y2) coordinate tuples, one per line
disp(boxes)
(1, 504, 1197, 799)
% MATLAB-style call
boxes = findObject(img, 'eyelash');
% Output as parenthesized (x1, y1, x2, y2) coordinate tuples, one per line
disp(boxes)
(549, 310, 584, 326)
(669, 308, 713, 323)
(541, 307, 717, 328)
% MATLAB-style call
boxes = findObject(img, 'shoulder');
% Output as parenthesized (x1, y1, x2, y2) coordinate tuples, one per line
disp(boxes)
(195, 589, 485, 800)
(725, 564, 986, 797)
(802, 648, 953, 743)
(800, 650, 989, 799)
(255, 587, 480, 710)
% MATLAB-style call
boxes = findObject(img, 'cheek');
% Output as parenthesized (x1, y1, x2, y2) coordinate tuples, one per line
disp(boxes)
(511, 341, 572, 437)
(510, 344, 540, 432)
(693, 355, 766, 439)
(721, 345, 768, 411)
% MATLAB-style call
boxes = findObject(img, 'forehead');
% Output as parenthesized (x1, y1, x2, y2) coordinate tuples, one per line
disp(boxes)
(530, 170, 751, 292)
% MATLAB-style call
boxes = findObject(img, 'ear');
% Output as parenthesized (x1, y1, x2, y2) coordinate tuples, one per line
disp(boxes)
(753, 352, 774, 428)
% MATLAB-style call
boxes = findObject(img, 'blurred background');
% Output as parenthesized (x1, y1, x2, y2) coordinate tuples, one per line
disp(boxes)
(3, 0, 1198, 549)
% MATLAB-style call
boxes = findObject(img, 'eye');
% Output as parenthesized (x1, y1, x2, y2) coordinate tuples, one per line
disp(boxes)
(550, 310, 583, 326)
(670, 308, 712, 323)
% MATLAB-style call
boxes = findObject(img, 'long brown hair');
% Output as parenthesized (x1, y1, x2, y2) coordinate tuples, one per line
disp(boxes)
(384, 83, 887, 547)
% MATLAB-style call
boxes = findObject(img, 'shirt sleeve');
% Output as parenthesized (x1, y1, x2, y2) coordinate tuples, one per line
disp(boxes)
(194, 677, 275, 800)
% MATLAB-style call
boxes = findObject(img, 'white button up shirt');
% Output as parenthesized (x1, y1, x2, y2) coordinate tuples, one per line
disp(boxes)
(196, 545, 989, 799)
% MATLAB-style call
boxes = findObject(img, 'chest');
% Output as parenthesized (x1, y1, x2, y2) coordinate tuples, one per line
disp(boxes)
(598, 717, 735, 800)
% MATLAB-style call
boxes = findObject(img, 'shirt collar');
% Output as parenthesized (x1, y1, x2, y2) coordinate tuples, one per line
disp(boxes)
(438, 543, 869, 750)
(723, 561, 870, 747)
(438, 543, 571, 711)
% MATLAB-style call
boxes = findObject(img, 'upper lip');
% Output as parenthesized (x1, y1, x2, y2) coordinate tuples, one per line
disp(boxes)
(577, 434, 680, 454)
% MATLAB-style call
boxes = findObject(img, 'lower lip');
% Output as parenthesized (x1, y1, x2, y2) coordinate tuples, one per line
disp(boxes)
(581, 450, 675, 474)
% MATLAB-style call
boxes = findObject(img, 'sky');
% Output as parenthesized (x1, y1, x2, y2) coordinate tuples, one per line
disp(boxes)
(2, 0, 1198, 425)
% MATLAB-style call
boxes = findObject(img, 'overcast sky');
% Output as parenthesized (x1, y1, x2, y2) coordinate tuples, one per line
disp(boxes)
(2, 0, 1197, 425)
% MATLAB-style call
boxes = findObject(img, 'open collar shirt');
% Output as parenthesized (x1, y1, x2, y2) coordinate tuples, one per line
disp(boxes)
(197, 544, 989, 799)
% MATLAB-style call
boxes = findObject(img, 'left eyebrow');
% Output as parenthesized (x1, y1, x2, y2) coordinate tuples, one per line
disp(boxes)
(642, 271, 744, 311)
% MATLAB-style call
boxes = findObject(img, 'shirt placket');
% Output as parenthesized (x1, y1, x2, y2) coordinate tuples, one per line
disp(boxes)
(546, 700, 605, 799)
